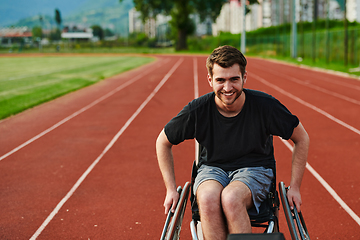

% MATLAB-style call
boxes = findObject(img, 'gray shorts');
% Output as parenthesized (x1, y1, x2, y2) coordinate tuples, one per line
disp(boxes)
(193, 165, 274, 214)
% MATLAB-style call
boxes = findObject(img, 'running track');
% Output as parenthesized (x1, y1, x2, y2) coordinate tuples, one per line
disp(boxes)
(0, 54, 359, 239)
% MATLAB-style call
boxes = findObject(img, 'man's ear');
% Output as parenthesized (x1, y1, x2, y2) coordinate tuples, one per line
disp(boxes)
(207, 74, 213, 87)
(243, 71, 247, 84)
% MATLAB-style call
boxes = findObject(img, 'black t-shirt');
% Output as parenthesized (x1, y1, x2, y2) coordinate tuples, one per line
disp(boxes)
(164, 89, 299, 171)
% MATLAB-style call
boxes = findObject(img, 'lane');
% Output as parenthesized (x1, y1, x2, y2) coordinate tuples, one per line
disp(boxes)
(281, 138, 360, 227)
(0, 56, 178, 238)
(253, 65, 360, 106)
(249, 58, 360, 99)
(248, 59, 360, 130)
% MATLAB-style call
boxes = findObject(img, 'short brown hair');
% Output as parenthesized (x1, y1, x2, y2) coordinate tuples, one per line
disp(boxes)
(206, 45, 247, 78)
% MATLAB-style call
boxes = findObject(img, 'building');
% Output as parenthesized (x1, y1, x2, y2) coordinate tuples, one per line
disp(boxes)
(61, 25, 94, 41)
(0, 27, 32, 46)
(129, 8, 157, 38)
(348, 0, 360, 22)
(212, 0, 265, 35)
(212, 0, 359, 37)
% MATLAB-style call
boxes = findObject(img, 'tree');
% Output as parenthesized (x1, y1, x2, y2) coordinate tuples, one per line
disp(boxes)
(104, 28, 115, 37)
(91, 25, 104, 40)
(55, 9, 62, 30)
(32, 26, 43, 40)
(121, 0, 258, 50)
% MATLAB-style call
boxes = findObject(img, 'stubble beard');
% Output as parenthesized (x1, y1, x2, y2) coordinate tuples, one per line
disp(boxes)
(217, 89, 243, 106)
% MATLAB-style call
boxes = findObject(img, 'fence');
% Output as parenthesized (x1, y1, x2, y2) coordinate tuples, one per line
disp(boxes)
(246, 27, 360, 66)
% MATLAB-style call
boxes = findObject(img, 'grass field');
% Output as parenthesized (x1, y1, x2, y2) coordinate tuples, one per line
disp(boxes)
(0, 55, 154, 120)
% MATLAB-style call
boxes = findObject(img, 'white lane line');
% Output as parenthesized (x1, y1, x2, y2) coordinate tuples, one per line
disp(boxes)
(255, 58, 360, 91)
(314, 73, 360, 91)
(251, 73, 360, 136)
(0, 60, 163, 162)
(194, 58, 199, 99)
(29, 58, 184, 239)
(193, 57, 199, 161)
(280, 138, 360, 226)
(253, 67, 360, 106)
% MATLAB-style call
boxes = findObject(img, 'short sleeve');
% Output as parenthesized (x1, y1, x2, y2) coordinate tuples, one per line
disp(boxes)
(268, 98, 299, 140)
(164, 104, 195, 145)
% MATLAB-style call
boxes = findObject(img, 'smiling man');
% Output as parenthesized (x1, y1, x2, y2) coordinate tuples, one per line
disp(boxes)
(156, 45, 309, 239)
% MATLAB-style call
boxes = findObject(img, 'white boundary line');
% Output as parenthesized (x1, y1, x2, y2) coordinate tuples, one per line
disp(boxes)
(194, 58, 199, 99)
(251, 74, 360, 136)
(255, 57, 360, 86)
(0, 60, 163, 162)
(29, 58, 184, 239)
(193, 58, 199, 162)
(254, 67, 360, 106)
(280, 138, 360, 226)
(313, 71, 360, 91)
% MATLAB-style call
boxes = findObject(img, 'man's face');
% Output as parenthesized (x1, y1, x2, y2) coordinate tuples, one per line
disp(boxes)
(208, 63, 247, 108)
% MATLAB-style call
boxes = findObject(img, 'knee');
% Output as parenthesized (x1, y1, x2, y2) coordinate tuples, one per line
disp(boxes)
(197, 188, 222, 215)
(221, 187, 249, 217)
(222, 190, 241, 212)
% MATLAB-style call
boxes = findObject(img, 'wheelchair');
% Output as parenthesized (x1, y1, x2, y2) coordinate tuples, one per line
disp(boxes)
(160, 145, 310, 240)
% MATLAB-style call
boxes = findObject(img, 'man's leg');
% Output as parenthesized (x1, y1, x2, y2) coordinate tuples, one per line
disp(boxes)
(196, 180, 227, 240)
(221, 181, 253, 233)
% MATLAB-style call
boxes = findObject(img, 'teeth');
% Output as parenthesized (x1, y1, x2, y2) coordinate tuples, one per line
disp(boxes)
(224, 93, 233, 96)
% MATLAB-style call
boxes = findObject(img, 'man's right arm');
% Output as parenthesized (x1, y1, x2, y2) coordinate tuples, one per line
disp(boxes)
(156, 129, 179, 214)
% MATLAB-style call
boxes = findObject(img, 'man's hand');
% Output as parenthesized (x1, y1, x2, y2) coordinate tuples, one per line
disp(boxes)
(164, 189, 180, 214)
(288, 122, 309, 213)
(286, 186, 302, 212)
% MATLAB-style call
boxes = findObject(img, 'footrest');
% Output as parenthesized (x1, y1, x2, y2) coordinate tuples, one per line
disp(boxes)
(227, 233, 285, 240)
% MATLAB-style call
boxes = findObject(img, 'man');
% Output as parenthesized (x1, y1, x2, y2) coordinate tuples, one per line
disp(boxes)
(156, 45, 309, 239)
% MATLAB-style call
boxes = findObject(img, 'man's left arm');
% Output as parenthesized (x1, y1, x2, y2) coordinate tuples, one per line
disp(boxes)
(287, 122, 310, 212)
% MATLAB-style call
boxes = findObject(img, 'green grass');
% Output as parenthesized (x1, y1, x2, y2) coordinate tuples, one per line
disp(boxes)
(0, 46, 176, 54)
(0, 56, 154, 120)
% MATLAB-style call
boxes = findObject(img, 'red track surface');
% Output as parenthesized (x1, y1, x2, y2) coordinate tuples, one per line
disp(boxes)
(0, 55, 359, 239)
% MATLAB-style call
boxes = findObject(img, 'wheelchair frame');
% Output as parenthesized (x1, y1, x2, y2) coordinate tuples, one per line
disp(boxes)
(161, 181, 310, 240)
(160, 182, 191, 240)
(160, 145, 310, 240)
(279, 182, 310, 240)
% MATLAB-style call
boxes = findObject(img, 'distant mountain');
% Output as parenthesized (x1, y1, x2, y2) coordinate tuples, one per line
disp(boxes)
(0, 0, 134, 36)
(65, 0, 134, 36)
(0, 0, 89, 27)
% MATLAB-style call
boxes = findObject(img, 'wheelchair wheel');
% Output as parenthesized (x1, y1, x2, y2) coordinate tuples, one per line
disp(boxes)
(279, 182, 310, 240)
(160, 182, 191, 240)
